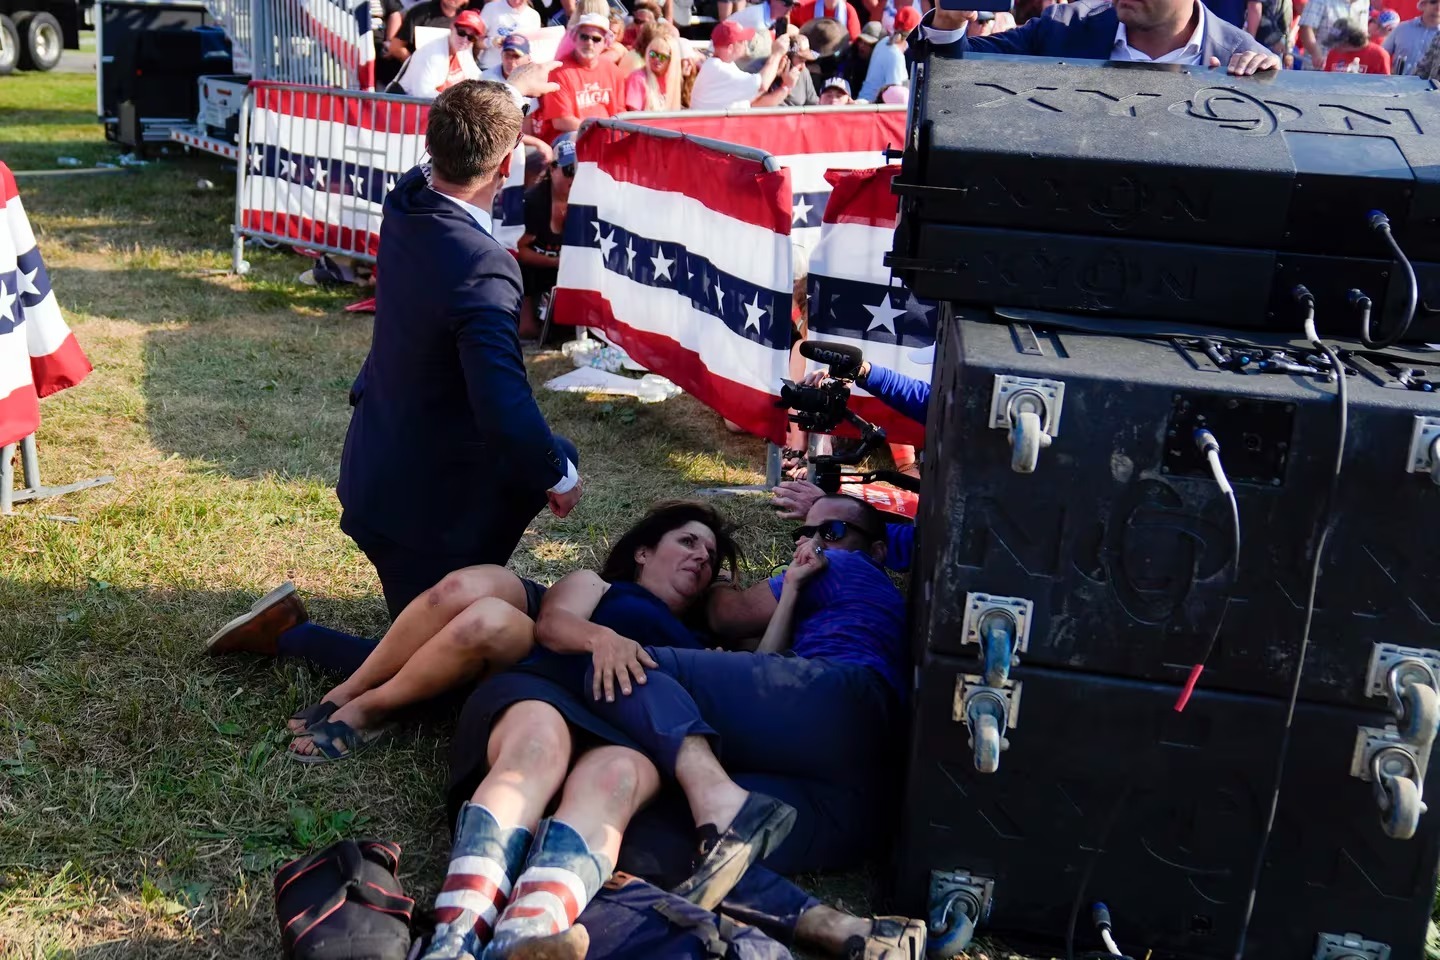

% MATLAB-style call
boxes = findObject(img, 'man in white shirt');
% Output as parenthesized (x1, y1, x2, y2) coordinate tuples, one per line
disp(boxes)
(478, 0, 542, 69)
(1385, 0, 1440, 73)
(1296, 0, 1370, 67)
(921, 0, 1277, 72)
(690, 19, 801, 109)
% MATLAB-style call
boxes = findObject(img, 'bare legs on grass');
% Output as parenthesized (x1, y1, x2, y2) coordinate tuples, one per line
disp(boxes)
(289, 566, 535, 758)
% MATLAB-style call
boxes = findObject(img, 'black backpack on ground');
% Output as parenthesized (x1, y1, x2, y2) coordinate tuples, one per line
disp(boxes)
(274, 839, 416, 960)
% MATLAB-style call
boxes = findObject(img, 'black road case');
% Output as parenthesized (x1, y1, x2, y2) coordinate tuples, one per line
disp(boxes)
(900, 307, 1440, 959)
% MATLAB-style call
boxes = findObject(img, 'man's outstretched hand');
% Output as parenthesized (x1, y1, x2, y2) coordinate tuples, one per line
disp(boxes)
(772, 479, 825, 521)
(549, 479, 583, 518)
(508, 60, 564, 98)
(1213, 50, 1280, 74)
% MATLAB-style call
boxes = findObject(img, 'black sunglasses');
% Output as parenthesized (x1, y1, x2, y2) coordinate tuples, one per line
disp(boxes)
(456, 28, 480, 38)
(792, 519, 875, 543)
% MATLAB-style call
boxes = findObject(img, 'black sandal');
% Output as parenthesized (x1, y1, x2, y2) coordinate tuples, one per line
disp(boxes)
(670, 793, 797, 911)
(844, 917, 927, 960)
(288, 700, 339, 733)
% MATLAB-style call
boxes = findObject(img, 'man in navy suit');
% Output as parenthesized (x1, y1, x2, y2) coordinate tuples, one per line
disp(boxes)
(918, 0, 1281, 73)
(208, 75, 581, 673)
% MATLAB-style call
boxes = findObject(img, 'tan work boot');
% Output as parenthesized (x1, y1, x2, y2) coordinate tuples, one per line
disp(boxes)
(205, 582, 308, 656)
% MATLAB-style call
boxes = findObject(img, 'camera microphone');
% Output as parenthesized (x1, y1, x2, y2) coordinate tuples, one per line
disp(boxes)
(799, 340, 864, 379)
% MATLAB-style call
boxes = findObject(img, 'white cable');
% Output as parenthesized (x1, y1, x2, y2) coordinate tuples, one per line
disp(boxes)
(1204, 446, 1234, 497)
(1100, 928, 1122, 956)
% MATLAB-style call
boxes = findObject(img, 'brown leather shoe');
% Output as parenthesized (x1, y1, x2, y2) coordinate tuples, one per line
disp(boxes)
(206, 582, 308, 656)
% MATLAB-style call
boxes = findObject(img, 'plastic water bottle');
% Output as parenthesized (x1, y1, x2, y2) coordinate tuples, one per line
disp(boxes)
(590, 346, 625, 373)
(562, 339, 600, 368)
(636, 374, 681, 403)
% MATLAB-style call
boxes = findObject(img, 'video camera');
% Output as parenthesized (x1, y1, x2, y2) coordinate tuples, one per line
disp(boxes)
(780, 341, 921, 495)
(780, 341, 867, 434)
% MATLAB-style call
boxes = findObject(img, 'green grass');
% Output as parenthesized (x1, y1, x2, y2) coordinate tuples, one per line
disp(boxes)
(0, 71, 959, 959)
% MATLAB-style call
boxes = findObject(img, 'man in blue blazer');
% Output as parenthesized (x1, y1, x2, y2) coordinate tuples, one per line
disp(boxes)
(208, 75, 581, 671)
(918, 0, 1281, 73)
(336, 79, 582, 614)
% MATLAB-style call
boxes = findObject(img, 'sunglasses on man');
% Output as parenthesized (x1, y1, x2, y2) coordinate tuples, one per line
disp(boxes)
(792, 519, 876, 544)
(456, 27, 480, 39)
(576, 30, 607, 43)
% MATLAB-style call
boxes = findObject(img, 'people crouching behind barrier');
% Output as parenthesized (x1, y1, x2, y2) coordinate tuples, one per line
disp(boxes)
(516, 135, 577, 339)
(395, 8, 487, 98)
(206, 499, 923, 958)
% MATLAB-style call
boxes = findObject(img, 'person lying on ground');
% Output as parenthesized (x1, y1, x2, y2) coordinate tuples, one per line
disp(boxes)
(417, 502, 790, 960)
(207, 502, 735, 762)
(443, 495, 923, 959)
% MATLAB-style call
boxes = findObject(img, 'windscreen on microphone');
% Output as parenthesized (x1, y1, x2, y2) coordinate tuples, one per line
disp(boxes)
(799, 340, 864, 372)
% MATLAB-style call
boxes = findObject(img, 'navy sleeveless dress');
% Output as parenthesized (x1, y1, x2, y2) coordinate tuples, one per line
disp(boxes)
(446, 580, 704, 819)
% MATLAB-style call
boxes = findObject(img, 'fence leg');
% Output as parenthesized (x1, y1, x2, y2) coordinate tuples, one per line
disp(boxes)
(695, 441, 783, 501)
(1, 443, 14, 516)
(5, 434, 116, 512)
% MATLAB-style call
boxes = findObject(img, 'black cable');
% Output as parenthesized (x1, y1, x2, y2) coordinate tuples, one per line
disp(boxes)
(1361, 211, 1419, 350)
(1065, 438, 1241, 960)
(1231, 289, 1348, 960)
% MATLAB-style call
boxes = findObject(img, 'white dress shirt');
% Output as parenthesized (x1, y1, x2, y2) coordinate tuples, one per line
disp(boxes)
(924, 1, 1209, 64)
(433, 185, 580, 495)
(1111, 2, 1207, 63)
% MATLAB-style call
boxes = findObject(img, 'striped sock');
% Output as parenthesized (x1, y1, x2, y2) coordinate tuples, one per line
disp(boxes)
(423, 803, 532, 960)
(483, 818, 611, 958)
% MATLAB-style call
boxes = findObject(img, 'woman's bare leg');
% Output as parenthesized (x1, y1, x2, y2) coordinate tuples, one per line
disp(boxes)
(289, 597, 537, 756)
(288, 565, 527, 732)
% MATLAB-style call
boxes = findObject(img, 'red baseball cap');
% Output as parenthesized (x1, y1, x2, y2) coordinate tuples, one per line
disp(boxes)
(892, 5, 920, 32)
(454, 9, 485, 34)
(711, 20, 757, 47)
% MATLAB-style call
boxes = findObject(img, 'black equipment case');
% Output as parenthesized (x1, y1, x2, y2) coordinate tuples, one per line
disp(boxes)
(889, 57, 1440, 341)
(898, 308, 1440, 959)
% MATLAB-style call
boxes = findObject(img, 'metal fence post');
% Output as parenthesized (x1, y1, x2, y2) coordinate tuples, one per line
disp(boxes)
(1, 444, 14, 516)
(232, 85, 254, 275)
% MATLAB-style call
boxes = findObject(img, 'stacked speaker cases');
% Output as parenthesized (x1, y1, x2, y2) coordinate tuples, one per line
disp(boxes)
(897, 310, 1440, 959)
(888, 57, 1440, 340)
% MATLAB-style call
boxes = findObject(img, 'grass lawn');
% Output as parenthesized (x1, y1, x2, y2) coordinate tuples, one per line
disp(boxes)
(0, 71, 974, 959)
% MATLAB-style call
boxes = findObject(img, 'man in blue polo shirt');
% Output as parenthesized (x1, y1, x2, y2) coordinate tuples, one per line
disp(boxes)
(584, 493, 906, 871)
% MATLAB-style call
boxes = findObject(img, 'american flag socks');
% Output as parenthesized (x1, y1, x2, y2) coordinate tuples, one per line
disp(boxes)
(423, 803, 533, 960)
(482, 818, 611, 959)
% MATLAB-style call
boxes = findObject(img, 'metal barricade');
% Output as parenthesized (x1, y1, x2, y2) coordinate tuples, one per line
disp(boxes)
(231, 82, 430, 272)
(205, 0, 374, 87)
(231, 81, 527, 272)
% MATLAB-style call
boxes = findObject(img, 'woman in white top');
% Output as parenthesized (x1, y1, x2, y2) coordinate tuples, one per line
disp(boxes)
(397, 10, 486, 99)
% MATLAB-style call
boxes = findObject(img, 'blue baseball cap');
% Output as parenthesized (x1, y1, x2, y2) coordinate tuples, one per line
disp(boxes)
(502, 34, 531, 53)
(553, 135, 577, 170)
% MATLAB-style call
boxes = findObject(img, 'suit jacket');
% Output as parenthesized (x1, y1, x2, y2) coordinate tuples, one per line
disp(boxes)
(919, 0, 1270, 65)
(338, 166, 574, 557)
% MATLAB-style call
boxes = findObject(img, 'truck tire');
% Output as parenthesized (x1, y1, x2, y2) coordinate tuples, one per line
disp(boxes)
(0, 15, 19, 75)
(16, 12, 63, 71)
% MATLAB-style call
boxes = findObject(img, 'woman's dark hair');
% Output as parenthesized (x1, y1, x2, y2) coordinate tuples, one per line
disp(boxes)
(600, 500, 740, 585)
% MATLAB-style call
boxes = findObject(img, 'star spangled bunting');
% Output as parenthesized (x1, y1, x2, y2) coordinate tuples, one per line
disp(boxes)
(564, 203, 791, 351)
(808, 274, 936, 348)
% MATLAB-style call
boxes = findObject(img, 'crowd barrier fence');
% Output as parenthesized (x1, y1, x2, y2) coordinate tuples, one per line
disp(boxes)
(231, 81, 525, 274)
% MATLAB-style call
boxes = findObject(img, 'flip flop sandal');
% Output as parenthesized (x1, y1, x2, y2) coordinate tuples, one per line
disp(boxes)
(844, 916, 927, 960)
(288, 719, 393, 764)
(670, 792, 797, 911)
(288, 700, 339, 733)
